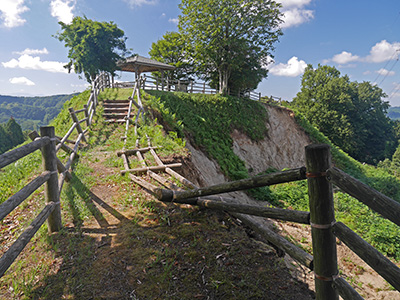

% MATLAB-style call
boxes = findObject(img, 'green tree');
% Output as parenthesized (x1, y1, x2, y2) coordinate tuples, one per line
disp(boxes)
(178, 0, 282, 94)
(149, 31, 194, 80)
(0, 125, 12, 154)
(292, 64, 395, 164)
(55, 16, 129, 82)
(5, 117, 24, 147)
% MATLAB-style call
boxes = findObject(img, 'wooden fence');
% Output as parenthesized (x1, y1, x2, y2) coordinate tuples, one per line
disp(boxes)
(113, 74, 266, 101)
(0, 72, 111, 278)
(155, 144, 400, 300)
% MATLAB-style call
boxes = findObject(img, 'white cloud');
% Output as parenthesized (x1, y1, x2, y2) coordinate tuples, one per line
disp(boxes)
(9, 76, 35, 86)
(269, 56, 307, 77)
(281, 8, 314, 28)
(365, 40, 400, 63)
(376, 68, 395, 76)
(168, 18, 178, 25)
(278, 0, 312, 8)
(331, 51, 360, 64)
(50, 0, 74, 24)
(0, 0, 29, 28)
(14, 48, 49, 55)
(2, 54, 67, 73)
(123, 0, 157, 8)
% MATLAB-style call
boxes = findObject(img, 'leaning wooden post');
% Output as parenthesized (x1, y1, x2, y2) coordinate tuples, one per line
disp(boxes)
(40, 126, 62, 233)
(68, 108, 87, 143)
(84, 104, 90, 127)
(305, 144, 338, 300)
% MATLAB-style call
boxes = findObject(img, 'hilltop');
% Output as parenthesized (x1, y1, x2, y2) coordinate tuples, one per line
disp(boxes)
(0, 88, 399, 299)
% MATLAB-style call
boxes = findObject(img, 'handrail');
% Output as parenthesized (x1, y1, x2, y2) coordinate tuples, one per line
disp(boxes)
(0, 72, 111, 279)
(0, 137, 50, 169)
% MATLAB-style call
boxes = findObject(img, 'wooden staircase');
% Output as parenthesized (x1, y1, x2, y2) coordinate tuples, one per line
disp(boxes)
(103, 100, 132, 123)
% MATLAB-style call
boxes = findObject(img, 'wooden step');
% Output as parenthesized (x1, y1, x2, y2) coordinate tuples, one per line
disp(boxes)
(104, 108, 129, 113)
(103, 103, 130, 109)
(103, 113, 128, 119)
(105, 119, 131, 123)
(103, 99, 130, 104)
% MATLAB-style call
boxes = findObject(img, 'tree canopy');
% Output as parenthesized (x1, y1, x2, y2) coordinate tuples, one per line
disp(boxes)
(292, 64, 396, 164)
(149, 31, 194, 80)
(178, 0, 282, 94)
(55, 16, 129, 82)
(0, 118, 24, 154)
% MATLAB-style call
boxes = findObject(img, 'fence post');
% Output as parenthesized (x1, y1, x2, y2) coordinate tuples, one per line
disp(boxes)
(305, 144, 338, 300)
(68, 108, 87, 143)
(40, 126, 62, 233)
(84, 104, 90, 127)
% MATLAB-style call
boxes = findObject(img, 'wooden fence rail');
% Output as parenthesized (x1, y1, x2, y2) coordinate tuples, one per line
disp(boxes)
(114, 74, 275, 102)
(0, 72, 111, 279)
(151, 143, 400, 299)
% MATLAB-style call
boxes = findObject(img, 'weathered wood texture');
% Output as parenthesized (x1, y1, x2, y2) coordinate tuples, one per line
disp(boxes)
(0, 202, 56, 277)
(116, 146, 160, 157)
(121, 163, 182, 174)
(332, 221, 400, 291)
(29, 131, 71, 182)
(0, 137, 50, 169)
(332, 277, 364, 300)
(327, 167, 400, 228)
(40, 127, 62, 233)
(0, 171, 51, 222)
(188, 198, 310, 224)
(68, 108, 87, 143)
(305, 144, 338, 300)
(234, 211, 313, 270)
(156, 167, 306, 202)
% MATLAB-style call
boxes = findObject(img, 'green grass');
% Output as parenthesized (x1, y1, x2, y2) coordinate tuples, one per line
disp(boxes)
(144, 90, 268, 180)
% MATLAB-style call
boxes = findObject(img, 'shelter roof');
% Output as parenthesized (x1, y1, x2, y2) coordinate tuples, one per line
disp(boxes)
(117, 55, 175, 73)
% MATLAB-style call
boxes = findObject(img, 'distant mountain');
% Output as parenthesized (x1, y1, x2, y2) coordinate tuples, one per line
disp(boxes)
(0, 93, 78, 131)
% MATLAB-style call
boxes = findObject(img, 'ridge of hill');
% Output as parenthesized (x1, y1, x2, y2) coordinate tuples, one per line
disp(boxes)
(0, 93, 78, 131)
(0, 89, 399, 299)
(388, 106, 400, 120)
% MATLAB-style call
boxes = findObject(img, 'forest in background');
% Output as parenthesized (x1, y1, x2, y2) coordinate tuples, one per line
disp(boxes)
(0, 93, 78, 131)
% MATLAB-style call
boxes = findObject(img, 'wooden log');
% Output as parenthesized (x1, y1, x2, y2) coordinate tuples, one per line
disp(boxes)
(121, 163, 182, 174)
(56, 123, 77, 151)
(327, 167, 400, 228)
(332, 277, 364, 300)
(68, 108, 87, 143)
(116, 146, 160, 157)
(156, 167, 306, 202)
(29, 131, 72, 181)
(74, 107, 86, 114)
(128, 173, 158, 194)
(194, 199, 310, 224)
(165, 167, 198, 189)
(0, 171, 51, 221)
(0, 137, 50, 169)
(332, 221, 400, 291)
(54, 137, 74, 154)
(79, 117, 88, 124)
(235, 211, 314, 269)
(0, 202, 56, 278)
(305, 144, 338, 300)
(40, 127, 62, 233)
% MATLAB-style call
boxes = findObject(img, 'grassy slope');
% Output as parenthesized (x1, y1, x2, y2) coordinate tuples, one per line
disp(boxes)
(143, 91, 400, 260)
(0, 89, 313, 299)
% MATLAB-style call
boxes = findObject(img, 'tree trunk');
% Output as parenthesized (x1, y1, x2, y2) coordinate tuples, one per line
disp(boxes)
(219, 65, 230, 95)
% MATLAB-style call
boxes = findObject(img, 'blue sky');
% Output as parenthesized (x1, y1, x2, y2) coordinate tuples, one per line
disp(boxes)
(1, 0, 400, 106)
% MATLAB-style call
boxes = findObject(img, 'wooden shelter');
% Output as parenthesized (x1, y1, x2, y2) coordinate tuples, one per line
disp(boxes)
(117, 55, 175, 79)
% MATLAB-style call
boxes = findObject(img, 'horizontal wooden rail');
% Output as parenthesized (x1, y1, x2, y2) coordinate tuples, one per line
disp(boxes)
(332, 221, 400, 291)
(156, 167, 306, 202)
(121, 163, 182, 174)
(194, 199, 310, 224)
(0, 171, 51, 221)
(0, 137, 50, 169)
(0, 202, 56, 277)
(332, 277, 363, 300)
(74, 108, 86, 114)
(237, 211, 313, 270)
(327, 167, 400, 227)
